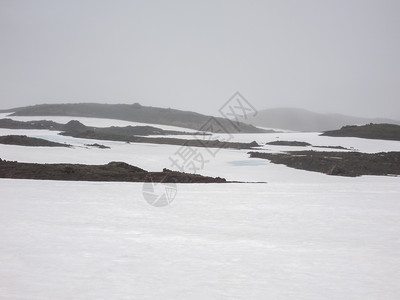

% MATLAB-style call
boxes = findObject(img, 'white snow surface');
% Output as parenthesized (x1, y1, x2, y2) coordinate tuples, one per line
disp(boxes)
(0, 115, 400, 299)
(1, 180, 399, 300)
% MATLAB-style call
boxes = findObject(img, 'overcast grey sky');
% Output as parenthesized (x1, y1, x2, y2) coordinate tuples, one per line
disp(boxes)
(1, 0, 399, 118)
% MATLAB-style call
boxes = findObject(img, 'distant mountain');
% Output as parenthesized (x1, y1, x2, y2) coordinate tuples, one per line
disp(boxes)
(243, 108, 400, 132)
(3, 103, 268, 134)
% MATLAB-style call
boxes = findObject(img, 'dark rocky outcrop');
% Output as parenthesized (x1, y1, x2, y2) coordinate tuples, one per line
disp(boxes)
(91, 125, 197, 136)
(61, 130, 260, 150)
(0, 118, 64, 130)
(322, 123, 400, 141)
(249, 150, 400, 177)
(266, 140, 311, 146)
(7, 103, 269, 133)
(0, 118, 260, 150)
(0, 118, 193, 136)
(0, 160, 227, 183)
(85, 143, 110, 149)
(63, 120, 89, 132)
(312, 145, 352, 150)
(0, 135, 71, 147)
(266, 140, 351, 150)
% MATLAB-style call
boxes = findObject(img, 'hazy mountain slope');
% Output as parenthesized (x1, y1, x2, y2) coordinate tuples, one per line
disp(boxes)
(7, 103, 267, 133)
(246, 108, 400, 131)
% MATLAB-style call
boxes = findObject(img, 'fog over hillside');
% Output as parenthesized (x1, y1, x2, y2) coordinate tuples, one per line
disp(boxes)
(243, 107, 400, 131)
(0, 1, 399, 119)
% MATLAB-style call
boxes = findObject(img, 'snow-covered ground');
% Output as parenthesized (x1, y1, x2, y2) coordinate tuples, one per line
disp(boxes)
(1, 114, 400, 299)
(1, 179, 399, 299)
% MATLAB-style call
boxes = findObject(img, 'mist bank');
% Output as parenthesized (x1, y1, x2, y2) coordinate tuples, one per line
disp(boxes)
(243, 107, 400, 132)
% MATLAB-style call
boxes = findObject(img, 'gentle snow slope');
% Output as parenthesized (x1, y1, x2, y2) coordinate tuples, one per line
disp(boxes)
(1, 179, 399, 299)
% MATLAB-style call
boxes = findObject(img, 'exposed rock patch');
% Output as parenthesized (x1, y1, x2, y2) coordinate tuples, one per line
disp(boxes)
(63, 120, 89, 132)
(0, 160, 228, 183)
(0, 118, 259, 149)
(0, 118, 197, 136)
(0, 118, 63, 130)
(266, 140, 312, 146)
(61, 130, 260, 150)
(312, 145, 352, 150)
(322, 123, 400, 141)
(85, 143, 110, 149)
(249, 150, 400, 177)
(8, 103, 269, 133)
(0, 135, 71, 147)
(266, 140, 352, 150)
